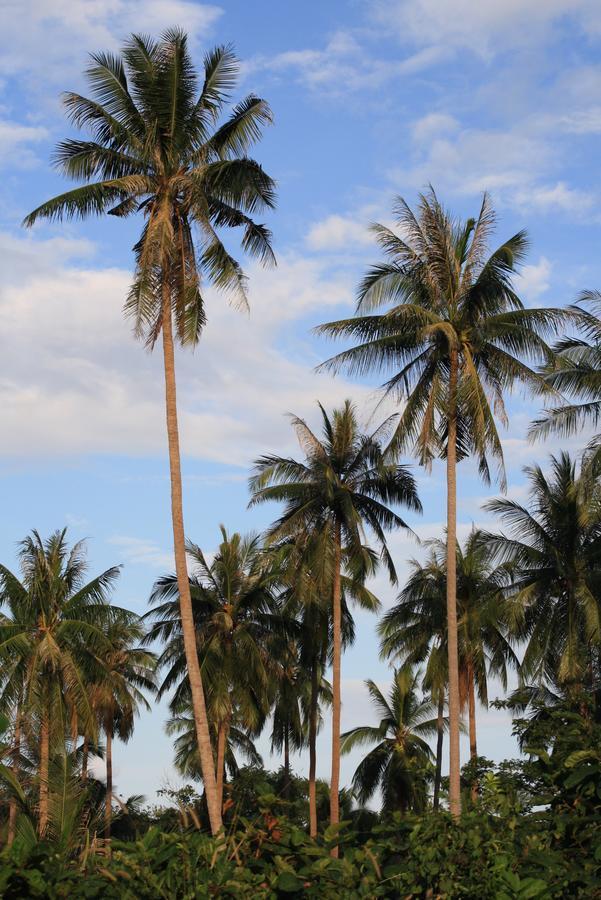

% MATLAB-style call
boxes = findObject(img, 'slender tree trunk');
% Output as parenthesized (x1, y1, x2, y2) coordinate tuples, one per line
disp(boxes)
(104, 721, 113, 840)
(446, 348, 461, 819)
(39, 711, 50, 838)
(283, 726, 291, 802)
(215, 718, 228, 814)
(309, 659, 318, 838)
(161, 280, 222, 836)
(8, 705, 21, 846)
(70, 708, 78, 757)
(82, 736, 89, 781)
(330, 522, 342, 857)
(433, 690, 444, 812)
(468, 667, 478, 803)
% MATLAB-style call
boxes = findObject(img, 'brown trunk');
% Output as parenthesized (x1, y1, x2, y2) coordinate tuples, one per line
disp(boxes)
(433, 690, 444, 812)
(309, 659, 318, 838)
(161, 280, 222, 836)
(283, 727, 291, 801)
(446, 348, 462, 819)
(8, 705, 21, 846)
(70, 707, 78, 756)
(468, 667, 478, 803)
(215, 719, 228, 814)
(104, 720, 112, 840)
(329, 522, 342, 857)
(39, 711, 49, 838)
(82, 736, 89, 780)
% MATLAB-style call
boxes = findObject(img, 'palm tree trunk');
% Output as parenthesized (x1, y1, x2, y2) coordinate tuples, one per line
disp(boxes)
(309, 659, 318, 838)
(468, 666, 478, 803)
(215, 718, 228, 814)
(446, 348, 462, 819)
(161, 280, 222, 836)
(104, 721, 112, 840)
(39, 711, 50, 838)
(433, 690, 444, 811)
(330, 521, 342, 857)
(82, 736, 88, 780)
(283, 726, 291, 802)
(8, 705, 21, 846)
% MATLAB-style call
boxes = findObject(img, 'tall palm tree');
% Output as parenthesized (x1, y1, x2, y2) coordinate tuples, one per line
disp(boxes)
(341, 665, 438, 813)
(317, 190, 565, 816)
(146, 527, 283, 814)
(24, 32, 276, 834)
(249, 400, 421, 841)
(0, 530, 119, 836)
(482, 452, 601, 689)
(89, 610, 156, 839)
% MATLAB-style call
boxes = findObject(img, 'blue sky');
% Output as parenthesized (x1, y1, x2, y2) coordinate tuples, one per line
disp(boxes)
(1, 0, 601, 804)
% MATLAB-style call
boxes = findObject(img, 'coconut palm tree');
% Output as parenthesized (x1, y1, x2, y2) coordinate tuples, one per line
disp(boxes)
(317, 190, 566, 816)
(89, 610, 156, 839)
(381, 531, 517, 802)
(482, 452, 601, 690)
(379, 552, 448, 809)
(341, 665, 438, 813)
(146, 527, 283, 813)
(249, 400, 421, 841)
(0, 530, 119, 836)
(530, 290, 601, 469)
(24, 32, 276, 834)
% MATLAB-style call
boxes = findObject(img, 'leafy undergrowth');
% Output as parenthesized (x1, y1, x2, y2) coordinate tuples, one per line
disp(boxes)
(1, 807, 600, 900)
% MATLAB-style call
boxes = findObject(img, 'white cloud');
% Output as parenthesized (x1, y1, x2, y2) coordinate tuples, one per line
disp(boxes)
(518, 257, 552, 303)
(369, 0, 601, 58)
(0, 120, 48, 167)
(411, 112, 459, 143)
(0, 232, 373, 464)
(513, 181, 595, 215)
(244, 30, 447, 95)
(109, 536, 174, 570)
(0, 0, 222, 89)
(305, 213, 375, 251)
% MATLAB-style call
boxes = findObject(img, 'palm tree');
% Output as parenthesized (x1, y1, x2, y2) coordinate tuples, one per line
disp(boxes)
(317, 190, 565, 816)
(530, 290, 601, 469)
(379, 552, 448, 809)
(146, 527, 283, 814)
(381, 532, 517, 803)
(482, 452, 601, 690)
(341, 665, 438, 813)
(0, 530, 119, 836)
(24, 32, 276, 834)
(89, 610, 156, 839)
(249, 400, 421, 841)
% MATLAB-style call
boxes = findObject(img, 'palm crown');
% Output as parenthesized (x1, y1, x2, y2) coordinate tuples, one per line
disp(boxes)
(317, 190, 564, 487)
(24, 31, 276, 346)
(249, 400, 421, 579)
(341, 665, 437, 813)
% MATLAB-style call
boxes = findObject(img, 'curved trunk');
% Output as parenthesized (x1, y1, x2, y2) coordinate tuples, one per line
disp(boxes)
(468, 665, 478, 803)
(433, 690, 444, 811)
(104, 721, 113, 840)
(39, 711, 50, 838)
(309, 659, 318, 838)
(161, 281, 222, 836)
(8, 705, 21, 846)
(329, 522, 342, 857)
(446, 348, 462, 819)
